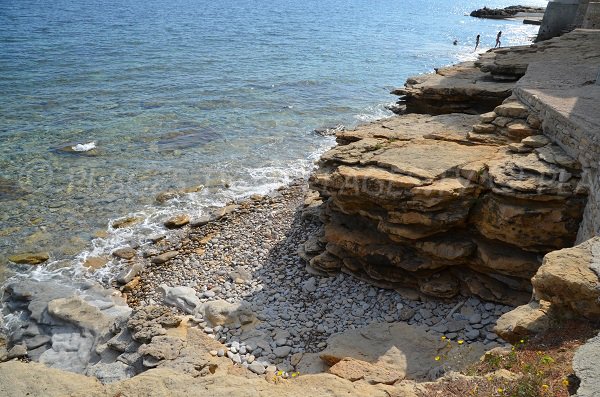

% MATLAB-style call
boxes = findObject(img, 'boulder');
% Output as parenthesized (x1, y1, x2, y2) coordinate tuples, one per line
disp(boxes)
(158, 285, 201, 314)
(494, 301, 552, 343)
(112, 217, 143, 229)
(198, 300, 255, 327)
(531, 237, 600, 320)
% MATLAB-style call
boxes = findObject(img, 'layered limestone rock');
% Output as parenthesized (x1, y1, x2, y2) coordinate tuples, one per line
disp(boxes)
(392, 30, 600, 115)
(476, 29, 600, 81)
(308, 103, 587, 305)
(496, 237, 600, 342)
(391, 63, 514, 115)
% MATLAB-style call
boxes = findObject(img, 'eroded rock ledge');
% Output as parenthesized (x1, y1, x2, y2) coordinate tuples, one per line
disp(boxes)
(306, 32, 595, 306)
(307, 105, 585, 305)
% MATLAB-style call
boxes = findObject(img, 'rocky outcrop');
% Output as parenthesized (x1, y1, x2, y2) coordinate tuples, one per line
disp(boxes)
(308, 31, 598, 307)
(392, 30, 600, 116)
(470, 6, 545, 19)
(391, 63, 515, 115)
(308, 99, 586, 305)
(476, 30, 600, 81)
(0, 278, 224, 383)
(0, 279, 133, 381)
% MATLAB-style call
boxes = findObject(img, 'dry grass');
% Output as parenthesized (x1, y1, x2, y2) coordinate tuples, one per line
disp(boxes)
(420, 321, 597, 397)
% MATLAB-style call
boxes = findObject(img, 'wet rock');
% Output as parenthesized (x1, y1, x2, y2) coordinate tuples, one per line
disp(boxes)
(112, 247, 137, 260)
(112, 216, 143, 229)
(8, 252, 49, 265)
(155, 185, 203, 204)
(83, 256, 109, 270)
(164, 214, 190, 229)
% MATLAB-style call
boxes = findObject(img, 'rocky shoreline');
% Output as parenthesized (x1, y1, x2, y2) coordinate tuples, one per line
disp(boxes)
(1, 30, 600, 396)
(469, 5, 545, 20)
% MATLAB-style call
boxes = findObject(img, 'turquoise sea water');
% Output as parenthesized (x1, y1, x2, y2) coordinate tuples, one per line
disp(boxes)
(0, 0, 545, 272)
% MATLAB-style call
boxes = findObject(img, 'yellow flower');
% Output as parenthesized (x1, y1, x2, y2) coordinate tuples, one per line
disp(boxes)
(291, 372, 298, 378)
(441, 336, 446, 340)
(520, 339, 525, 343)
(434, 356, 441, 361)
(458, 340, 464, 345)
(563, 379, 569, 386)
(486, 376, 493, 382)
(497, 387, 504, 393)
(542, 384, 549, 389)
(277, 370, 283, 376)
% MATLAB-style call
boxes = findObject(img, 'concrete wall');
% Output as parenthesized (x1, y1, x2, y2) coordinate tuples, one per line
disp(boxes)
(582, 2, 600, 28)
(537, 0, 580, 41)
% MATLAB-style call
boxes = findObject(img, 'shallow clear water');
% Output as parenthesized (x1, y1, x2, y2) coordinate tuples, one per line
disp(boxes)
(0, 0, 545, 270)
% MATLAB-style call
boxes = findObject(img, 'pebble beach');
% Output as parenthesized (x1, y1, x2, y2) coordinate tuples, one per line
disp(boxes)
(122, 181, 511, 372)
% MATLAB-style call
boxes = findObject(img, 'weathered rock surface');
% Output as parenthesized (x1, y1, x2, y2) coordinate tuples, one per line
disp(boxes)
(198, 299, 255, 327)
(476, 30, 600, 81)
(159, 284, 201, 314)
(320, 322, 489, 381)
(309, 107, 586, 304)
(532, 237, 600, 320)
(496, 238, 600, 342)
(391, 63, 514, 115)
(470, 6, 545, 19)
(573, 332, 600, 397)
(0, 359, 418, 397)
(0, 279, 132, 381)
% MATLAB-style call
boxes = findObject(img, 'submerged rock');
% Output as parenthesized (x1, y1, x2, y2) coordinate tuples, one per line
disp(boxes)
(8, 252, 50, 265)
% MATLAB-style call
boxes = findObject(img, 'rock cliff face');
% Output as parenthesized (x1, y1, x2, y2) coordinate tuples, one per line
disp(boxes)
(307, 98, 586, 305)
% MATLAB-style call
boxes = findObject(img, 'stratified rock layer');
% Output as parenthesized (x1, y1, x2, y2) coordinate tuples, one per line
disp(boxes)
(308, 106, 586, 305)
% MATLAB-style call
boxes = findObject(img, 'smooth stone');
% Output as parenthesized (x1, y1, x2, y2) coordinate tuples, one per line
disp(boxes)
(273, 346, 292, 358)
(248, 362, 266, 375)
(151, 251, 178, 264)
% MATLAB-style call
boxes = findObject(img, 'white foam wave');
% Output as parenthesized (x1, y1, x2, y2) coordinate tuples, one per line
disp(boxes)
(354, 103, 394, 123)
(72, 142, 97, 152)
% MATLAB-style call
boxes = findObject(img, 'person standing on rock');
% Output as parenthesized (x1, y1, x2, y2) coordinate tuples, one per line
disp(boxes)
(474, 34, 480, 51)
(495, 31, 502, 48)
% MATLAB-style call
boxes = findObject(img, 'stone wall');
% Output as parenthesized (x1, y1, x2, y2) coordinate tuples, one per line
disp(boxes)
(537, 0, 580, 41)
(512, 54, 600, 241)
